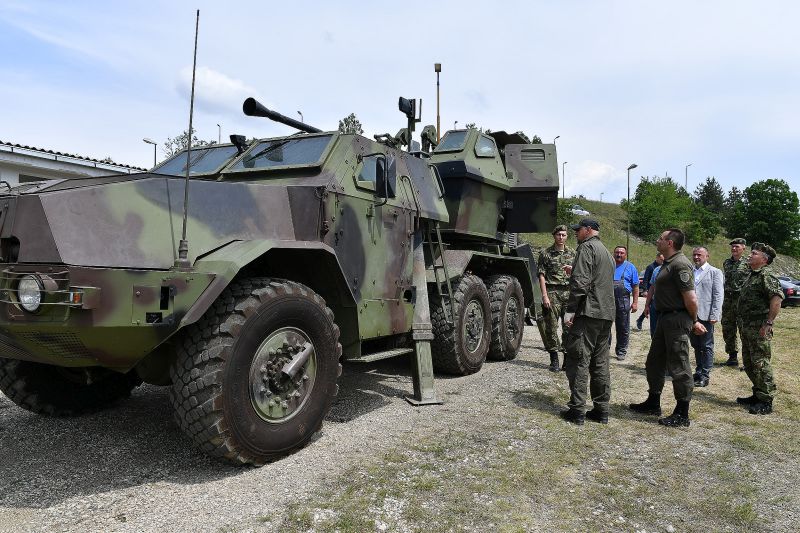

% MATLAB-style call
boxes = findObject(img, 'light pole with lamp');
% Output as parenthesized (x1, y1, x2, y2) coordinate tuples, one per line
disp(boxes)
(553, 135, 560, 145)
(435, 63, 441, 142)
(297, 111, 303, 123)
(600, 192, 604, 202)
(685, 163, 692, 190)
(561, 161, 567, 199)
(216, 124, 221, 144)
(626, 163, 638, 250)
(143, 138, 157, 168)
(454, 120, 458, 130)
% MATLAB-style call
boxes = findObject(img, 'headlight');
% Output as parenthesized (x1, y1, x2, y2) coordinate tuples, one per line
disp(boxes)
(18, 275, 43, 312)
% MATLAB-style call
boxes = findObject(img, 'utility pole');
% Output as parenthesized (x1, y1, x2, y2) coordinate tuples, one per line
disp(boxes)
(562, 161, 567, 199)
(627, 163, 638, 251)
(685, 163, 692, 190)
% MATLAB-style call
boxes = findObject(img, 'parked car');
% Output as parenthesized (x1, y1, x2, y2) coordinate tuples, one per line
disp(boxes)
(570, 204, 590, 216)
(778, 277, 800, 307)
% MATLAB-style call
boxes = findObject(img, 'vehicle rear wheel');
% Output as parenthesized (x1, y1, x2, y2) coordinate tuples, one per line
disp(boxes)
(0, 359, 141, 416)
(431, 274, 491, 375)
(486, 275, 524, 361)
(169, 278, 341, 466)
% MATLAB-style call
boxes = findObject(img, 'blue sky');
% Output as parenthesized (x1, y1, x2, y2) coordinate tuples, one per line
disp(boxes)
(1, 0, 798, 203)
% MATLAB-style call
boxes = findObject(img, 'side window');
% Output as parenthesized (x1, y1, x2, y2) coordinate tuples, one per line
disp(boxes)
(474, 135, 497, 158)
(355, 154, 385, 191)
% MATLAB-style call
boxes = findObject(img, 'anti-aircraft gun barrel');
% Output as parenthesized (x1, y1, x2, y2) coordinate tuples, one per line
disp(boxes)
(242, 97, 322, 133)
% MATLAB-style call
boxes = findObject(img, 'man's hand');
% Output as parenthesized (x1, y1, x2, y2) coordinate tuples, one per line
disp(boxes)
(759, 324, 773, 339)
(563, 264, 573, 276)
(692, 321, 708, 335)
(630, 301, 638, 313)
(564, 312, 575, 328)
(542, 295, 551, 309)
(643, 306, 650, 318)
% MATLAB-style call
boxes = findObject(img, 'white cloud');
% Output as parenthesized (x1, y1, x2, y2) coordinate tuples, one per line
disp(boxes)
(565, 161, 623, 200)
(176, 66, 262, 115)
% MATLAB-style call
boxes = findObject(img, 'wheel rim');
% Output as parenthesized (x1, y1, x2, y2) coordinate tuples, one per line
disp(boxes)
(506, 295, 521, 345)
(249, 327, 317, 423)
(463, 298, 485, 353)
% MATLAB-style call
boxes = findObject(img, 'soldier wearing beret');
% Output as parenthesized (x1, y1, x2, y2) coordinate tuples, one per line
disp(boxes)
(537, 224, 576, 372)
(630, 228, 707, 427)
(736, 243, 784, 414)
(721, 238, 750, 366)
(560, 218, 615, 425)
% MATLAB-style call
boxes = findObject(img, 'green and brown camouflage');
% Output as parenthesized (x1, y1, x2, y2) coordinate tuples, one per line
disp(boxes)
(0, 95, 558, 464)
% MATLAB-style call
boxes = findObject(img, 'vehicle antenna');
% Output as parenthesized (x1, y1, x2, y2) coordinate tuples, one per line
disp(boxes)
(175, 9, 199, 270)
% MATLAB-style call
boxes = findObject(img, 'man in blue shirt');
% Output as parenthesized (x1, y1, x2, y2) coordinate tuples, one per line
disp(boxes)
(610, 246, 639, 360)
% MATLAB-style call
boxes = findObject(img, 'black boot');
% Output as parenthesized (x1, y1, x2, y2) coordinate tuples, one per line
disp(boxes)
(548, 351, 560, 372)
(586, 408, 609, 424)
(748, 399, 773, 415)
(658, 400, 690, 427)
(629, 393, 662, 416)
(725, 352, 739, 366)
(560, 408, 585, 425)
(736, 394, 758, 405)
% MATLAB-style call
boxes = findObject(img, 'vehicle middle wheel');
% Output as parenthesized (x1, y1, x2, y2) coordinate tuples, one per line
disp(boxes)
(431, 273, 492, 375)
(486, 275, 525, 361)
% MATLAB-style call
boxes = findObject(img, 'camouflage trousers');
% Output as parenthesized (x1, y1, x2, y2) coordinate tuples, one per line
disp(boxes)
(738, 318, 776, 401)
(564, 316, 612, 413)
(645, 310, 694, 402)
(540, 287, 570, 352)
(721, 294, 740, 355)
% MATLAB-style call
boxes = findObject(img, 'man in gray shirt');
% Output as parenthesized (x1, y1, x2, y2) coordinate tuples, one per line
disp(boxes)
(561, 218, 616, 425)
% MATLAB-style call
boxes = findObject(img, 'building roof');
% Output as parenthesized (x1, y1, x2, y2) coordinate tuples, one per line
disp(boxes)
(0, 139, 147, 172)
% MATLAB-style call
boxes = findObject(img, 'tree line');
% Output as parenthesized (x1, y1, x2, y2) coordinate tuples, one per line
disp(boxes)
(625, 176, 800, 257)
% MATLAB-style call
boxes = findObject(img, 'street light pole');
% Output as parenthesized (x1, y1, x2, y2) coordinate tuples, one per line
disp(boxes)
(297, 111, 303, 123)
(143, 138, 157, 168)
(685, 162, 692, 190)
(626, 163, 638, 250)
(216, 123, 221, 144)
(600, 192, 604, 202)
(562, 161, 567, 199)
(454, 120, 458, 130)
(435, 63, 441, 142)
(553, 135, 560, 145)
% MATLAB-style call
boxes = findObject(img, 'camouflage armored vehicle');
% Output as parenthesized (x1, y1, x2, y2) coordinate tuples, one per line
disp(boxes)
(0, 97, 559, 465)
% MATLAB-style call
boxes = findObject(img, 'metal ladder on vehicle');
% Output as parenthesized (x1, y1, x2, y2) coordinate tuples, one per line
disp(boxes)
(425, 221, 454, 325)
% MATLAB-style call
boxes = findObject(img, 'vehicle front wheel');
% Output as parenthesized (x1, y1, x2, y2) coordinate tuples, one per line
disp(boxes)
(0, 359, 141, 416)
(169, 278, 341, 466)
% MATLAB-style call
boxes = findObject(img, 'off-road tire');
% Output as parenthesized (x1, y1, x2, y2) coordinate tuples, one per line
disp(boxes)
(169, 278, 341, 466)
(486, 275, 524, 361)
(0, 358, 141, 416)
(431, 274, 491, 375)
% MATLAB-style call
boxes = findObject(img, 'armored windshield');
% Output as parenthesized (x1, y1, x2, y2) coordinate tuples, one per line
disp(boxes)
(434, 130, 469, 153)
(231, 135, 332, 171)
(154, 144, 242, 176)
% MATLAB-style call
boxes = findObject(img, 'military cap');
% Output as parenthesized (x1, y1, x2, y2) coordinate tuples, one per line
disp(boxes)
(569, 218, 600, 231)
(751, 242, 776, 263)
(552, 224, 568, 235)
(729, 238, 747, 246)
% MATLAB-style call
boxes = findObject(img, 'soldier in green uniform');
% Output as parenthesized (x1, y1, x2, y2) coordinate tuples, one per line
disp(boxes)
(537, 225, 577, 372)
(630, 228, 707, 427)
(721, 238, 749, 366)
(735, 243, 784, 414)
(560, 218, 615, 425)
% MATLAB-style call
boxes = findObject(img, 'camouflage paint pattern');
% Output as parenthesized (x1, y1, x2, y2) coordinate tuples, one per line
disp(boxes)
(0, 123, 556, 382)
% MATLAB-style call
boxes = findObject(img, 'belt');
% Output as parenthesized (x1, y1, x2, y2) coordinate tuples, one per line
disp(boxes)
(546, 284, 569, 289)
(658, 309, 688, 315)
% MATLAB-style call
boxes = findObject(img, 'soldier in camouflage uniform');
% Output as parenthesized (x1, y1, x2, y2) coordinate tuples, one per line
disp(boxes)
(537, 225, 576, 372)
(735, 243, 784, 415)
(721, 238, 749, 366)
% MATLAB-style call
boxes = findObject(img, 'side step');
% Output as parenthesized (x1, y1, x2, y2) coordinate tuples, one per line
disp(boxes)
(346, 347, 414, 363)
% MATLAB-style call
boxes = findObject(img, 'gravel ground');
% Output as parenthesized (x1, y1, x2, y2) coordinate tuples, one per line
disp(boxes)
(2, 311, 798, 532)
(0, 326, 554, 533)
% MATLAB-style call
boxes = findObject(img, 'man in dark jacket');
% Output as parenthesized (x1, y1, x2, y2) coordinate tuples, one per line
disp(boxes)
(560, 218, 615, 425)
(636, 253, 664, 330)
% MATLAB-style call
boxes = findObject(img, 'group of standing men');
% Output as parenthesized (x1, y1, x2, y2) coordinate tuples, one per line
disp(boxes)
(536, 218, 784, 426)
